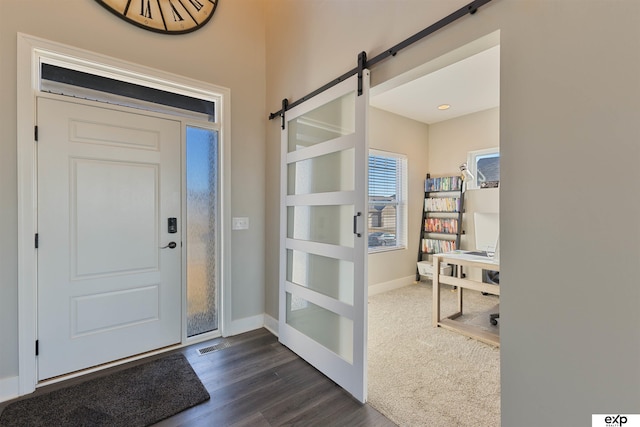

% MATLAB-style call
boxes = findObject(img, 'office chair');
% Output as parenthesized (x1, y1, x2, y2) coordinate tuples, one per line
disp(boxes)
(483, 270, 500, 325)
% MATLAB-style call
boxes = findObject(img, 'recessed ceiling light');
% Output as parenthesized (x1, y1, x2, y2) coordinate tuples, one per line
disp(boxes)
(438, 104, 451, 110)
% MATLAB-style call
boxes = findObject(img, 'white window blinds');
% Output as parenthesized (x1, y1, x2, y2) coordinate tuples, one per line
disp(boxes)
(368, 150, 407, 252)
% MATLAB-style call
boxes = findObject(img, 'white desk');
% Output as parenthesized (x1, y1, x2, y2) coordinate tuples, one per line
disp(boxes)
(433, 252, 500, 346)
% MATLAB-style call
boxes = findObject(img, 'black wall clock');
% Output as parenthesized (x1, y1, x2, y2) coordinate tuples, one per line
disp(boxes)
(95, 0, 218, 35)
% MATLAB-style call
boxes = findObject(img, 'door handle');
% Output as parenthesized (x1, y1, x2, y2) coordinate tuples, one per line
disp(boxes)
(353, 212, 362, 237)
(160, 242, 177, 249)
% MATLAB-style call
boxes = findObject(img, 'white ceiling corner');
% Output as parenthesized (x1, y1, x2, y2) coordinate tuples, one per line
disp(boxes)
(370, 45, 500, 125)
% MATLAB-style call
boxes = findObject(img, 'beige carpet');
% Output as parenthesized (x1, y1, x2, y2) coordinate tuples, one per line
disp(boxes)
(367, 281, 500, 427)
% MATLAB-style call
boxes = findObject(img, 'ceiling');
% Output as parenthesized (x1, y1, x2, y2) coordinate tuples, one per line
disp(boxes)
(369, 45, 500, 125)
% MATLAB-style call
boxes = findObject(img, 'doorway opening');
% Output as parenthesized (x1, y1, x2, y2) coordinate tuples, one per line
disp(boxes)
(366, 31, 501, 425)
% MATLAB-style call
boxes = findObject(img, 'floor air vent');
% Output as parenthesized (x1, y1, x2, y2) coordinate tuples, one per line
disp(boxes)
(197, 341, 231, 356)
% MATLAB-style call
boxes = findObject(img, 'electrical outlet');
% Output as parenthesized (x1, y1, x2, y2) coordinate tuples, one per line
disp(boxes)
(232, 217, 249, 230)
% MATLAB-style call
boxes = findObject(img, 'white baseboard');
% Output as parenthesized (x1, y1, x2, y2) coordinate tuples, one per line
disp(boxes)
(368, 275, 416, 296)
(227, 314, 266, 336)
(263, 314, 278, 337)
(0, 375, 19, 403)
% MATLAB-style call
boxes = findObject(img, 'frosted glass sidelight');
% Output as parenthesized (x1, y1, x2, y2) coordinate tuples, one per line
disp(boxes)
(186, 126, 219, 337)
(287, 205, 355, 247)
(287, 92, 355, 153)
(286, 249, 354, 305)
(287, 148, 354, 195)
(286, 293, 353, 363)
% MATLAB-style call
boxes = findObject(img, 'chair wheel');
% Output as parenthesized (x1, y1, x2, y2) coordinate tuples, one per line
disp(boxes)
(490, 318, 498, 326)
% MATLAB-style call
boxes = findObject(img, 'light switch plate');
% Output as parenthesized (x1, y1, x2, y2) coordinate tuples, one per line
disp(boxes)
(232, 217, 249, 230)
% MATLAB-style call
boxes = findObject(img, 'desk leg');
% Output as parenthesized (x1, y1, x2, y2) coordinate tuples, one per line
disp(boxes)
(457, 263, 463, 313)
(433, 256, 440, 327)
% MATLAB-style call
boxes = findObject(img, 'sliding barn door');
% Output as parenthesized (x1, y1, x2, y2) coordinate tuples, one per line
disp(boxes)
(279, 72, 369, 402)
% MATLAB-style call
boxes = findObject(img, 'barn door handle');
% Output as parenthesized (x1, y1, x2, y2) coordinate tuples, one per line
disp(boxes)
(160, 242, 177, 249)
(353, 212, 362, 237)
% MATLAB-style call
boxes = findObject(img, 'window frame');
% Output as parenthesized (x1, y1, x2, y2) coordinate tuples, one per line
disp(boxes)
(466, 147, 500, 190)
(367, 149, 408, 254)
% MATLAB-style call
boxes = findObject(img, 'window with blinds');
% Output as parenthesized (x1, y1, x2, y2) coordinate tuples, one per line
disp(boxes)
(368, 150, 407, 252)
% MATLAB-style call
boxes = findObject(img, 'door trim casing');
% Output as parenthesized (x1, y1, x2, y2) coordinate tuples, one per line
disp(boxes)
(16, 33, 232, 396)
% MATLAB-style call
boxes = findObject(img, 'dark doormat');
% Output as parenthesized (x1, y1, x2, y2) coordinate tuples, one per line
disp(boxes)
(0, 353, 209, 427)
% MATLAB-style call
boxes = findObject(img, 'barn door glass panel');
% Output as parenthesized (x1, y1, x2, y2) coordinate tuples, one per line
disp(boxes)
(287, 148, 355, 195)
(286, 292, 353, 363)
(287, 92, 355, 153)
(286, 249, 354, 305)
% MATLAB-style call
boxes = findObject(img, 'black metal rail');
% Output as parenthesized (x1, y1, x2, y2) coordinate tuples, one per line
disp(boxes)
(268, 0, 493, 125)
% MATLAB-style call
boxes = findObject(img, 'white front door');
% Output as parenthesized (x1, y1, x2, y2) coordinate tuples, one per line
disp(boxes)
(278, 72, 369, 402)
(37, 97, 182, 381)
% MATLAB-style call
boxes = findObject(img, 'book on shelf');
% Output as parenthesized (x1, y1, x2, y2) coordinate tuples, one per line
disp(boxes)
(421, 238, 457, 254)
(425, 176, 462, 192)
(424, 218, 458, 234)
(424, 197, 461, 212)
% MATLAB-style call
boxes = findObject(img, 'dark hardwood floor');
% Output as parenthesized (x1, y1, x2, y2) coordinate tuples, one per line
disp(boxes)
(1, 328, 395, 427)
(156, 328, 394, 426)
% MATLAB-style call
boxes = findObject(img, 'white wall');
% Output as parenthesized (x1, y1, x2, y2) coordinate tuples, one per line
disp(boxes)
(265, 1, 640, 425)
(428, 107, 499, 175)
(0, 0, 267, 382)
(368, 107, 429, 288)
(429, 107, 500, 254)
